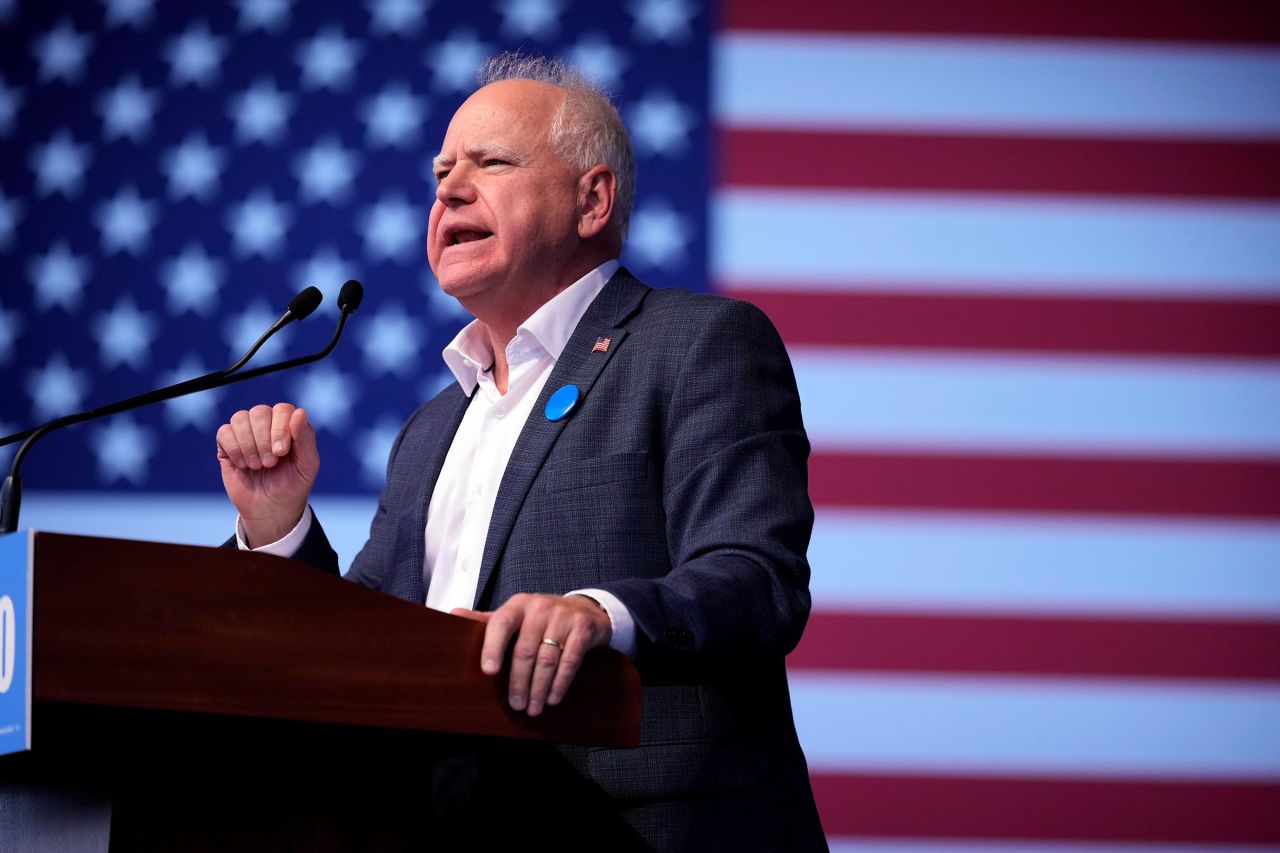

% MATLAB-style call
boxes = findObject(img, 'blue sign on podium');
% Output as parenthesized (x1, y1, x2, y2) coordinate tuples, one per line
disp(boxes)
(0, 530, 32, 756)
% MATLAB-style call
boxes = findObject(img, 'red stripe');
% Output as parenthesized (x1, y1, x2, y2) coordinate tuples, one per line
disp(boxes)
(809, 452, 1280, 518)
(811, 772, 1280, 842)
(792, 611, 1280, 681)
(726, 288, 1280, 358)
(722, 129, 1280, 198)
(723, 0, 1280, 43)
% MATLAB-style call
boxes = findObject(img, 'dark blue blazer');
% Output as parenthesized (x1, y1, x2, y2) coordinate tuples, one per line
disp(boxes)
(297, 269, 826, 848)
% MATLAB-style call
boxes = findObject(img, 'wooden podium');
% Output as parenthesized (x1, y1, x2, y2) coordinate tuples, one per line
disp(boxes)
(0, 532, 642, 851)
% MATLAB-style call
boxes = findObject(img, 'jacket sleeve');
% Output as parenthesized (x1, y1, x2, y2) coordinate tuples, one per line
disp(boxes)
(593, 297, 814, 668)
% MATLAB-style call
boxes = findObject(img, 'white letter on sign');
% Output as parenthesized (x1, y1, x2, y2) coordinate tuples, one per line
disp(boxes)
(0, 595, 14, 694)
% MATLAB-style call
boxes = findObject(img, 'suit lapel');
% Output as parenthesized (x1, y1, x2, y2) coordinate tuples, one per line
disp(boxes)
(472, 269, 649, 607)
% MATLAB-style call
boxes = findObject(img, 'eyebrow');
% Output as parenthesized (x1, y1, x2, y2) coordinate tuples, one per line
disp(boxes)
(432, 143, 522, 176)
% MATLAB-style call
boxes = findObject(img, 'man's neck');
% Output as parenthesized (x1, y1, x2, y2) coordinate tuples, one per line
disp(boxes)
(470, 253, 616, 394)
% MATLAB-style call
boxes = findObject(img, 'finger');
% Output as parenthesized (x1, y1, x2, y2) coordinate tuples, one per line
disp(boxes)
(449, 608, 492, 623)
(229, 409, 262, 469)
(526, 610, 572, 717)
(547, 618, 596, 709)
(289, 407, 319, 479)
(548, 598, 611, 708)
(480, 595, 526, 677)
(247, 404, 275, 468)
(216, 422, 248, 468)
(504, 596, 552, 712)
(270, 402, 296, 457)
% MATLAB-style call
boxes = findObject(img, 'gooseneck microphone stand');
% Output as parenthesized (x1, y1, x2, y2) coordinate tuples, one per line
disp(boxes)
(0, 280, 364, 535)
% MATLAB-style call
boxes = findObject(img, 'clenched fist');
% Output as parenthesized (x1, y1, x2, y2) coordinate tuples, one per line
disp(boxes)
(216, 403, 319, 547)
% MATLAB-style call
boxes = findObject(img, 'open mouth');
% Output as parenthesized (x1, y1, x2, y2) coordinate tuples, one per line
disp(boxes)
(449, 230, 493, 246)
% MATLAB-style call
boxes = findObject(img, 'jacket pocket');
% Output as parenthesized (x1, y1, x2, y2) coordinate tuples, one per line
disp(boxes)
(541, 451, 650, 495)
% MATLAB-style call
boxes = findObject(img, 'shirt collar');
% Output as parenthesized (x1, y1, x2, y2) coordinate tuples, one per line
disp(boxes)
(441, 259, 619, 396)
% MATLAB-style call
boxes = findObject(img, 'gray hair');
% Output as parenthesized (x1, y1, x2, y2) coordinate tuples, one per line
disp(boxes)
(478, 53, 636, 239)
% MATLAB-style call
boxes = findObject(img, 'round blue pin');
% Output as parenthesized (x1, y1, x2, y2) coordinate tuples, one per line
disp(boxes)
(544, 384, 580, 422)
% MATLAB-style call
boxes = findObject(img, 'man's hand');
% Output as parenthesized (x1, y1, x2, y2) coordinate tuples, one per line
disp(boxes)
(452, 594, 612, 717)
(216, 403, 319, 547)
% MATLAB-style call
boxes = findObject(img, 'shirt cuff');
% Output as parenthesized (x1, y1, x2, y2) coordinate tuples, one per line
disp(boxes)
(235, 505, 313, 557)
(569, 588, 636, 658)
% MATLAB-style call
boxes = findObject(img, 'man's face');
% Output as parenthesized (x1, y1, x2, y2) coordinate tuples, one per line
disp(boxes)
(427, 80, 581, 310)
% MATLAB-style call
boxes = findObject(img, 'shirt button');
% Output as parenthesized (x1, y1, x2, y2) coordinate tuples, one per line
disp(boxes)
(495, 408, 506, 419)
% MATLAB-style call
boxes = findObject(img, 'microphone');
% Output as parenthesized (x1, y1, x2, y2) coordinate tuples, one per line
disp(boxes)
(337, 279, 363, 314)
(1, 285, 325, 450)
(226, 285, 323, 375)
(0, 282, 363, 534)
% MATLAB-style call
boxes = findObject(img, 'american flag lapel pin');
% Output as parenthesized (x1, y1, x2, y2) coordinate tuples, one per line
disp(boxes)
(592, 335, 611, 353)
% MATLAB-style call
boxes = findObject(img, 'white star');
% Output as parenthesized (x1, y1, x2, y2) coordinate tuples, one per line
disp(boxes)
(161, 355, 223, 429)
(356, 415, 403, 486)
(368, 0, 429, 36)
(629, 0, 697, 44)
(166, 22, 226, 88)
(91, 415, 155, 485)
(497, 0, 563, 39)
(0, 77, 22, 135)
(296, 26, 361, 91)
(226, 189, 292, 258)
(567, 33, 628, 90)
(33, 20, 93, 84)
(360, 194, 420, 263)
(30, 130, 91, 197)
(224, 299, 288, 362)
(98, 75, 159, 141)
(294, 136, 360, 204)
(103, 0, 154, 28)
(290, 364, 357, 431)
(0, 190, 20, 249)
(237, 0, 291, 32)
(161, 243, 224, 316)
(358, 302, 421, 376)
(294, 246, 355, 312)
(628, 90, 694, 157)
(162, 132, 225, 201)
(0, 303, 21, 364)
(360, 83, 425, 148)
(26, 353, 89, 420)
(29, 242, 90, 312)
(426, 30, 492, 93)
(96, 186, 157, 255)
(93, 297, 157, 370)
(626, 201, 690, 270)
(229, 78, 293, 145)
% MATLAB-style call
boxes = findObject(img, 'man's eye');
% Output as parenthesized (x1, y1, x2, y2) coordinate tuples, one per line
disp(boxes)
(435, 169, 450, 181)
(483, 159, 509, 167)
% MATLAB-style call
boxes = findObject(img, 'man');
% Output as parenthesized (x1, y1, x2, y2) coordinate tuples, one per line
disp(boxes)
(216, 54, 825, 849)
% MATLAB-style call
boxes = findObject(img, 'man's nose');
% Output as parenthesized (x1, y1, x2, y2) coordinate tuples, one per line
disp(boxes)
(435, 164, 475, 204)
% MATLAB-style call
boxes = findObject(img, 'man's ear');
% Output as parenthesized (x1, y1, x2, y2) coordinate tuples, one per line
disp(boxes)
(577, 165, 617, 240)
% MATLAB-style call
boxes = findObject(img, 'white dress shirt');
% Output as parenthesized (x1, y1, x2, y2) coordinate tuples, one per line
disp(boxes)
(239, 260, 636, 656)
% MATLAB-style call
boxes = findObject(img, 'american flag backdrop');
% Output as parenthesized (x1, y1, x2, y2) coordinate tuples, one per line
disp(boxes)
(2, 0, 1279, 848)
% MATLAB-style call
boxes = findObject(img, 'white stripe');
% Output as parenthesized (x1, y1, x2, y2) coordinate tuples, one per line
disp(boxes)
(789, 673, 1280, 779)
(714, 190, 1280, 296)
(828, 842, 1279, 853)
(19, 492, 378, 572)
(715, 34, 1280, 137)
(790, 348, 1280, 457)
(809, 510, 1280, 617)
